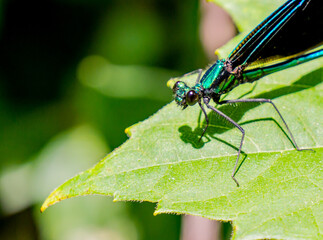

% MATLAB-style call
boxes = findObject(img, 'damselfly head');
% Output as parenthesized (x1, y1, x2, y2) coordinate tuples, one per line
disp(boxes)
(173, 81, 200, 109)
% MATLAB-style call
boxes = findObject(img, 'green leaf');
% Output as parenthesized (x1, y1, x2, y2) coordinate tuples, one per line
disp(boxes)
(42, 0, 323, 239)
(42, 55, 323, 239)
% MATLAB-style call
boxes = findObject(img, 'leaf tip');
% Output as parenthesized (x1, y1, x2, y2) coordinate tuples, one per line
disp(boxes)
(124, 127, 131, 137)
(153, 208, 164, 216)
(40, 189, 68, 213)
(40, 205, 47, 213)
(214, 49, 220, 57)
(167, 78, 176, 89)
(153, 211, 160, 216)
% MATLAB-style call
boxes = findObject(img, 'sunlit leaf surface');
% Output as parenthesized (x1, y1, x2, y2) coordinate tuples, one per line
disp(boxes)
(42, 0, 322, 239)
(42, 54, 322, 239)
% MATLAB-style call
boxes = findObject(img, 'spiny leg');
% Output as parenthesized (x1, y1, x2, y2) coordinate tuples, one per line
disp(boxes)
(219, 98, 308, 151)
(204, 98, 245, 187)
(198, 101, 209, 141)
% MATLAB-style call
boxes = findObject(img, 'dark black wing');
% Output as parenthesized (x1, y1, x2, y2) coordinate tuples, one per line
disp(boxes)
(228, 0, 323, 69)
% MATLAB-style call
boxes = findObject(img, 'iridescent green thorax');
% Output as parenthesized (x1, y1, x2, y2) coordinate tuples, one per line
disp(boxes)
(198, 59, 240, 95)
(200, 60, 225, 90)
(198, 59, 242, 96)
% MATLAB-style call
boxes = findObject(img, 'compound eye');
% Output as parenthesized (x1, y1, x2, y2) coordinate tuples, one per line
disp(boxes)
(173, 81, 185, 92)
(186, 90, 198, 105)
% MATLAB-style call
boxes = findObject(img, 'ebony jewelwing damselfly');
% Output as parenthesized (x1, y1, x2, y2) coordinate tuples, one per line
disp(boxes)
(172, 0, 323, 186)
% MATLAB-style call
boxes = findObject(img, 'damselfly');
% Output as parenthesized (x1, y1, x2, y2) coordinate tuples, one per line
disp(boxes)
(172, 0, 323, 186)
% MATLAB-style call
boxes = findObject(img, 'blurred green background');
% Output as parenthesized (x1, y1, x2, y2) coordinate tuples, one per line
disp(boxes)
(0, 0, 234, 239)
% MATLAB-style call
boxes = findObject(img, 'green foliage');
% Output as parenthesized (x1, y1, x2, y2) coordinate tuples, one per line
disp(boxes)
(42, 48, 323, 240)
(41, 0, 322, 239)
